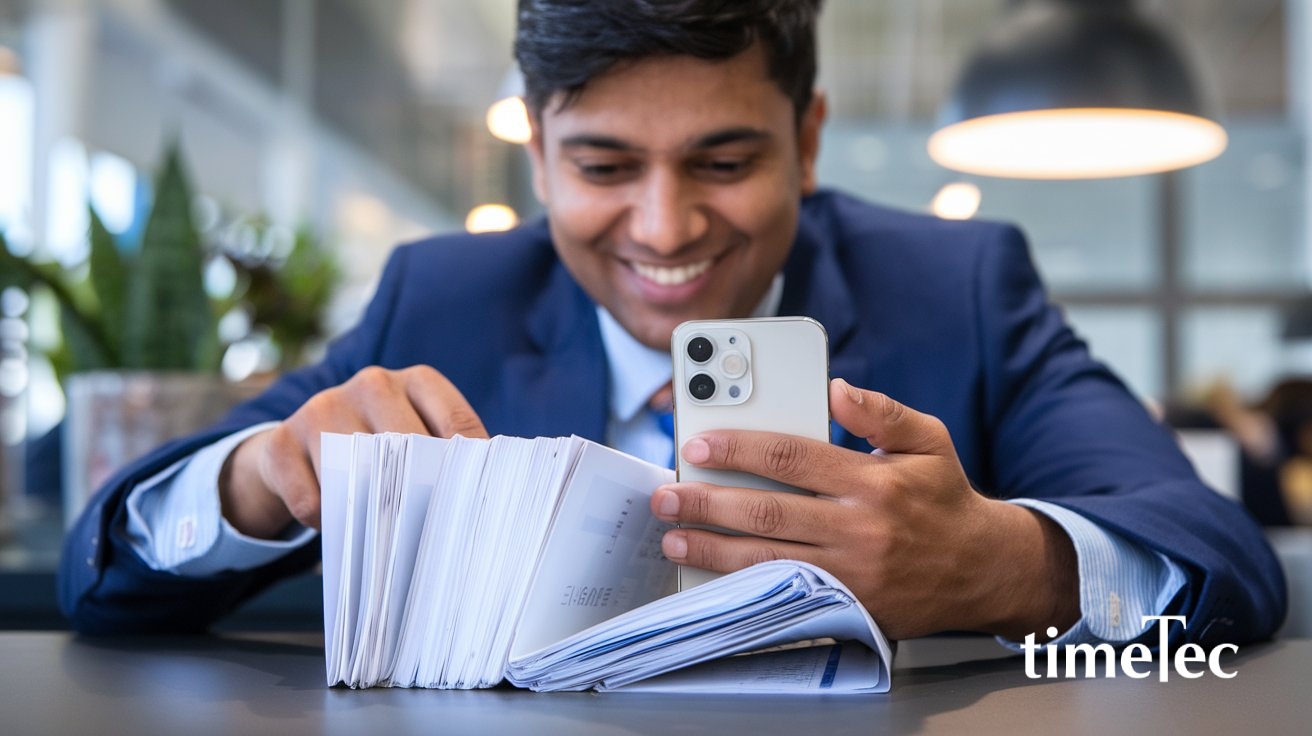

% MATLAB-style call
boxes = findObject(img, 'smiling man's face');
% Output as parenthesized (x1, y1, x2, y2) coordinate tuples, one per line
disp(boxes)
(526, 43, 824, 350)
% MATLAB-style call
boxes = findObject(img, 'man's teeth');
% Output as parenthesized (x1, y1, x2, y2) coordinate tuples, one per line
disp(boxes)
(630, 259, 713, 286)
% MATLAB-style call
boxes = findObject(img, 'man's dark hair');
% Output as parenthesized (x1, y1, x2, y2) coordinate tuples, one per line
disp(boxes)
(514, 0, 823, 120)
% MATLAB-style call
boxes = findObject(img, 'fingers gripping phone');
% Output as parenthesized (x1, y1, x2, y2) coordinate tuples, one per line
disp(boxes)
(670, 317, 831, 591)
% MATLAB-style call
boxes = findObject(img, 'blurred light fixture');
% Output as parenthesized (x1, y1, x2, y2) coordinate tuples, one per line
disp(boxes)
(465, 204, 518, 234)
(338, 193, 389, 238)
(487, 96, 531, 144)
(0, 45, 19, 77)
(931, 182, 982, 220)
(930, 0, 1226, 179)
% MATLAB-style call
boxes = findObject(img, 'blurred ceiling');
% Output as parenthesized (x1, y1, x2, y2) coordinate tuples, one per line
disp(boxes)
(235, 0, 1282, 121)
(10, 0, 1292, 208)
(818, 0, 1285, 121)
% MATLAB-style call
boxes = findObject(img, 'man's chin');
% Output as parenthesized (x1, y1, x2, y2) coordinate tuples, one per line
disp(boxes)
(619, 313, 691, 352)
(613, 299, 740, 351)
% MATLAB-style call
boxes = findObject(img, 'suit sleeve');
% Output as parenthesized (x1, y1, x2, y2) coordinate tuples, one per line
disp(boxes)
(975, 225, 1286, 646)
(57, 246, 414, 634)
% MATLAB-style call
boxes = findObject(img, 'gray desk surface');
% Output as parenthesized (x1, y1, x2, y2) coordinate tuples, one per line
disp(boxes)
(2, 632, 1308, 736)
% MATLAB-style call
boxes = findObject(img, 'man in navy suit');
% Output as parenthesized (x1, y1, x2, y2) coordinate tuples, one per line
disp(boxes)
(60, 0, 1284, 647)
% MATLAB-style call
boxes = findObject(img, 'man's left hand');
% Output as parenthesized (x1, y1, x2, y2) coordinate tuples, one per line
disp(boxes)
(651, 378, 1079, 641)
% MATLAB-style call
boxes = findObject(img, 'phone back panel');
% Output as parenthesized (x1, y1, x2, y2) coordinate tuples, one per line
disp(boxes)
(671, 317, 830, 589)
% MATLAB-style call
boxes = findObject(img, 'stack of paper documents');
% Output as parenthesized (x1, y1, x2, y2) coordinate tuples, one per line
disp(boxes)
(507, 560, 892, 693)
(320, 432, 893, 693)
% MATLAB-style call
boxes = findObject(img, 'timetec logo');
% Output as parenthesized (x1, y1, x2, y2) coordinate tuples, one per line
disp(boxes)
(1022, 615, 1238, 680)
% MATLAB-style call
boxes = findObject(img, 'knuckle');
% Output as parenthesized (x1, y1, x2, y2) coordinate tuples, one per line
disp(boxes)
(266, 424, 300, 457)
(926, 416, 950, 445)
(284, 491, 320, 526)
(443, 407, 484, 436)
(353, 365, 388, 385)
(710, 434, 738, 467)
(684, 486, 712, 524)
(866, 526, 896, 560)
(403, 363, 440, 381)
(349, 366, 393, 397)
(878, 393, 907, 424)
(744, 494, 788, 537)
(687, 533, 721, 571)
(867, 519, 907, 563)
(746, 544, 783, 567)
(762, 436, 807, 480)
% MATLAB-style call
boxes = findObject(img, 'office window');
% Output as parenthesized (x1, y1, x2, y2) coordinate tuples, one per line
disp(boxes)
(1182, 122, 1306, 292)
(1063, 307, 1162, 401)
(1182, 307, 1286, 399)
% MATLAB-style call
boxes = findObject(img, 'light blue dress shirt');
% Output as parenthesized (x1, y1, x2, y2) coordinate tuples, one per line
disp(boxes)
(124, 272, 1185, 644)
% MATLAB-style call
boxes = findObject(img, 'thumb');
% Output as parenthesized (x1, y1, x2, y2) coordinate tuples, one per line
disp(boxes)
(830, 378, 949, 456)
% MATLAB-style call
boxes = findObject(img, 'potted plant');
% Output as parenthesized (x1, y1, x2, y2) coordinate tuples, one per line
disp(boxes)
(0, 143, 338, 526)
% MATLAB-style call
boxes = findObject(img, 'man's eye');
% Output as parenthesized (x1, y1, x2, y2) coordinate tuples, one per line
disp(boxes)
(695, 158, 753, 179)
(576, 161, 638, 182)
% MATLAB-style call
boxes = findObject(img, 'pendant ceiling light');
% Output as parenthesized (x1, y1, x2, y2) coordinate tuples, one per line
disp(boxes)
(929, 0, 1227, 179)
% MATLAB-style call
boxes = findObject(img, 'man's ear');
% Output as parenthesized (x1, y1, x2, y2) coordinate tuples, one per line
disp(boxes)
(798, 89, 827, 195)
(526, 113, 549, 205)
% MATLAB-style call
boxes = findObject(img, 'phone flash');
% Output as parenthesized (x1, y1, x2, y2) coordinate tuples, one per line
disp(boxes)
(721, 351, 748, 379)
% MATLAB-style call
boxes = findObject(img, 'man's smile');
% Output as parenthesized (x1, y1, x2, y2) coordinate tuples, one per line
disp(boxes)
(627, 258, 714, 286)
(616, 252, 727, 307)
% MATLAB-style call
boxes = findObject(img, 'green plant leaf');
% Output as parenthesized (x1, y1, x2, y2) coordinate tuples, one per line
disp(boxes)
(122, 142, 219, 371)
(0, 232, 118, 366)
(58, 297, 114, 374)
(88, 207, 128, 365)
(0, 231, 31, 292)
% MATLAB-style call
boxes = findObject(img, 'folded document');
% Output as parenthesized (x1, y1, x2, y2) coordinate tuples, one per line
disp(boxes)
(320, 432, 893, 693)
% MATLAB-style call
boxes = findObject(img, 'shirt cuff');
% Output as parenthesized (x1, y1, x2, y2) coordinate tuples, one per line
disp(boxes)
(996, 498, 1188, 650)
(122, 421, 316, 576)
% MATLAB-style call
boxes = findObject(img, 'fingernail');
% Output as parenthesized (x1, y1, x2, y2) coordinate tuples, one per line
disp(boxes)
(655, 489, 680, 517)
(682, 437, 711, 464)
(837, 378, 863, 405)
(663, 531, 687, 559)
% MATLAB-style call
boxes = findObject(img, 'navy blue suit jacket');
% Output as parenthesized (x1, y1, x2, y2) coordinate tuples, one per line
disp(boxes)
(58, 190, 1287, 642)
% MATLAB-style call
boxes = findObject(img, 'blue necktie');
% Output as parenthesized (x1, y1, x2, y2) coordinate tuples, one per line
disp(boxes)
(651, 406, 676, 469)
(649, 383, 676, 469)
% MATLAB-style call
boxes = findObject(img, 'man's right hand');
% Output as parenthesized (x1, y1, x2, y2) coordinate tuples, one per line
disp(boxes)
(218, 365, 488, 539)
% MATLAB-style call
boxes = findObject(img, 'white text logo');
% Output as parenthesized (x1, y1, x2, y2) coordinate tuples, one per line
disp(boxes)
(1021, 615, 1237, 680)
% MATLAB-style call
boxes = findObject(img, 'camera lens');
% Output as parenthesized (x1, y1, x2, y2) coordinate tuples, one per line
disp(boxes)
(689, 373, 716, 401)
(687, 336, 714, 363)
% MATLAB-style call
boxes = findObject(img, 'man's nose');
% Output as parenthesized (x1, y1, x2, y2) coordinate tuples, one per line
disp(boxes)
(627, 170, 709, 256)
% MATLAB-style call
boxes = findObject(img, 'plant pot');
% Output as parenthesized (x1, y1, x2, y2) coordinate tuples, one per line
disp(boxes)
(61, 371, 261, 529)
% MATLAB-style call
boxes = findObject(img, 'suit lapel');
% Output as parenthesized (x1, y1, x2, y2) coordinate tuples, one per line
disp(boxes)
(780, 214, 867, 386)
(498, 259, 610, 443)
(781, 213, 868, 449)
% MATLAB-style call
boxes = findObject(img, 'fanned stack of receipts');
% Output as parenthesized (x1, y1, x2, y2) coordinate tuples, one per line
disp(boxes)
(320, 432, 893, 693)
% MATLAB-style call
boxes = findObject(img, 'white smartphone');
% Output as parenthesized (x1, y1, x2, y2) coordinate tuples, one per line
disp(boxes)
(670, 316, 831, 590)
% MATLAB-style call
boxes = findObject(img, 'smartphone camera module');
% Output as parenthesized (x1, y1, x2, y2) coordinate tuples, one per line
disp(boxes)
(689, 373, 716, 401)
(687, 336, 714, 363)
(676, 326, 751, 407)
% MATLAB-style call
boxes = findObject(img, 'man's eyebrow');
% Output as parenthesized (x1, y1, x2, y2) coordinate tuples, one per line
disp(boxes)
(559, 134, 641, 151)
(690, 127, 772, 149)
(557, 128, 772, 152)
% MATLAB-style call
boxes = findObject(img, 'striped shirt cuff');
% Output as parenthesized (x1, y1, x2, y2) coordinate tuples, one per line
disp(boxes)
(123, 421, 316, 576)
(996, 498, 1187, 649)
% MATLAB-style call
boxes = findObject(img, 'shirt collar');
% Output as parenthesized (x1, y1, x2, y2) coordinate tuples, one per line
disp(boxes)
(598, 274, 785, 423)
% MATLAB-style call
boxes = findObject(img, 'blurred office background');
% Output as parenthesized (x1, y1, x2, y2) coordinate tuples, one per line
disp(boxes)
(0, 0, 1310, 630)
